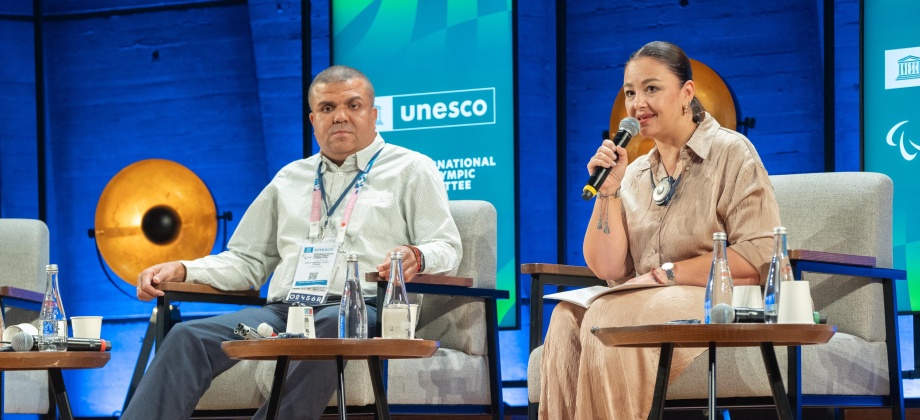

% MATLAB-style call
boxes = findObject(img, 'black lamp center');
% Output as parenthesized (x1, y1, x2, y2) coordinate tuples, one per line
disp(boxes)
(142, 205, 181, 245)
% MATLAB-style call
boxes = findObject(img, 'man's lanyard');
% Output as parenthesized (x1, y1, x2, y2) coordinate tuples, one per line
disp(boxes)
(309, 147, 384, 242)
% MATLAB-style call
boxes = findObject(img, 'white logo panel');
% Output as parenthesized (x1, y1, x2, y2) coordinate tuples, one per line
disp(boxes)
(885, 46, 920, 90)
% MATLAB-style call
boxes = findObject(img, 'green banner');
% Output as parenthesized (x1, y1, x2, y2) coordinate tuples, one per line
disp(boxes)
(864, 0, 920, 311)
(332, 0, 518, 326)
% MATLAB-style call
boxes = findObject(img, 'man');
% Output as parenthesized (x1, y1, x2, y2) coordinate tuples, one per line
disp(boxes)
(123, 65, 462, 419)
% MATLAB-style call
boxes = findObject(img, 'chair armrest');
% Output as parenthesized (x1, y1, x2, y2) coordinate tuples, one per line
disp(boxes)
(155, 282, 266, 306)
(789, 249, 876, 267)
(522, 263, 607, 352)
(0, 286, 43, 312)
(367, 273, 508, 300)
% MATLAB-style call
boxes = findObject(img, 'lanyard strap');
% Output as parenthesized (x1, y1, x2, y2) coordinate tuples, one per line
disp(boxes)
(309, 147, 384, 240)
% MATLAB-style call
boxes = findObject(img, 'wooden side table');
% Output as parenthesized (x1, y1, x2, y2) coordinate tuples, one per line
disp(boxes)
(0, 352, 111, 420)
(222, 338, 438, 420)
(592, 323, 835, 420)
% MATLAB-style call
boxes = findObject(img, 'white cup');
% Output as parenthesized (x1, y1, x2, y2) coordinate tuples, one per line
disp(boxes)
(732, 285, 764, 309)
(71, 316, 103, 339)
(777, 281, 815, 324)
(286, 306, 316, 338)
(286, 306, 306, 334)
(3, 323, 39, 341)
(409, 303, 419, 340)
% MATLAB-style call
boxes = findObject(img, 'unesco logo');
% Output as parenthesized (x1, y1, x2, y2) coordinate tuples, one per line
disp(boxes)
(885, 47, 920, 90)
(886, 121, 920, 161)
(374, 88, 496, 132)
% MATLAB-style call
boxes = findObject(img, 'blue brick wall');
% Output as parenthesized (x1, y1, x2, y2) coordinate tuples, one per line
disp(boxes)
(0, 0, 864, 415)
(0, 17, 38, 218)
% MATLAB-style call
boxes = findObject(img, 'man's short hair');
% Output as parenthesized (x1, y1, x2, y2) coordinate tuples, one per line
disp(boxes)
(307, 65, 375, 107)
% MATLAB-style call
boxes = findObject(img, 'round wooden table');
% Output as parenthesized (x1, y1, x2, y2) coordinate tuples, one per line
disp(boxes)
(0, 351, 111, 420)
(222, 338, 439, 420)
(591, 323, 835, 420)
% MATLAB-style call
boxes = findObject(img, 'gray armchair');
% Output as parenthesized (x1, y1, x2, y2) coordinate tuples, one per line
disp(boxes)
(0, 218, 51, 415)
(131, 200, 506, 418)
(525, 172, 905, 418)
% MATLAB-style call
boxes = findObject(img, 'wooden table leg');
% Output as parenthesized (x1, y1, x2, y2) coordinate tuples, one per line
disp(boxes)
(760, 343, 793, 420)
(267, 356, 290, 420)
(707, 342, 716, 418)
(336, 356, 346, 420)
(648, 343, 673, 420)
(367, 356, 391, 420)
(48, 368, 74, 420)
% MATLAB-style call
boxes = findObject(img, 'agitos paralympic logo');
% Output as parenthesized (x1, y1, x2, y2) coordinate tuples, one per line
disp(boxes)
(886, 121, 920, 161)
(374, 88, 496, 132)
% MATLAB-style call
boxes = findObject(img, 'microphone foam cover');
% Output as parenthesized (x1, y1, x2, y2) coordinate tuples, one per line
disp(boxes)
(619, 116, 640, 137)
(710, 303, 736, 324)
(11, 332, 34, 352)
(257, 323, 274, 338)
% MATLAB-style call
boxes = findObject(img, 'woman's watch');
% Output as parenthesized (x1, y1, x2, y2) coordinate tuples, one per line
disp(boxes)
(661, 262, 676, 286)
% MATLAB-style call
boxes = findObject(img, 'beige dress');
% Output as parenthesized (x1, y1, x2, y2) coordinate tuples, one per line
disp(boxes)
(540, 114, 782, 419)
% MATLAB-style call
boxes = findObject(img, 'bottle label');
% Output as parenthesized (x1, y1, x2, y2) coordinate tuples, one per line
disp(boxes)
(286, 238, 339, 304)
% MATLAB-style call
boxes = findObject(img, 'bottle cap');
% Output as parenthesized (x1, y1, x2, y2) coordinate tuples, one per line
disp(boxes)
(46, 264, 59, 272)
(773, 226, 787, 234)
(712, 232, 727, 241)
(390, 251, 403, 259)
(346, 254, 358, 262)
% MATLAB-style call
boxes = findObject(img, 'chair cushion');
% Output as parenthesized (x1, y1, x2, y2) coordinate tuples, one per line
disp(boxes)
(196, 361, 266, 411)
(0, 219, 49, 292)
(3, 371, 50, 414)
(386, 348, 491, 405)
(415, 296, 487, 356)
(667, 332, 889, 399)
(528, 345, 543, 403)
(770, 172, 892, 343)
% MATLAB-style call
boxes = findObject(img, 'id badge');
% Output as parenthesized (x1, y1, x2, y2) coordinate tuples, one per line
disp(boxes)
(286, 238, 339, 305)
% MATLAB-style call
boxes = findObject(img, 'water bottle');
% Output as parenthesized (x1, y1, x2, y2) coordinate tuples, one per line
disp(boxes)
(705, 232, 735, 324)
(381, 251, 412, 339)
(764, 227, 793, 324)
(338, 254, 368, 339)
(39, 264, 67, 351)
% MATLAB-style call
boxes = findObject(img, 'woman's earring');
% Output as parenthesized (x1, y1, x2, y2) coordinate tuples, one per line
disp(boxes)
(682, 103, 689, 115)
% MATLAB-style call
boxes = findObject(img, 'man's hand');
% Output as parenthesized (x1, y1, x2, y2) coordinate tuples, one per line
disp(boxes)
(136, 262, 187, 301)
(376, 245, 419, 282)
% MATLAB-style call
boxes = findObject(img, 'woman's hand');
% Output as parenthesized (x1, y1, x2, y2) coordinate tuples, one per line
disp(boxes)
(587, 140, 629, 195)
(623, 271, 660, 285)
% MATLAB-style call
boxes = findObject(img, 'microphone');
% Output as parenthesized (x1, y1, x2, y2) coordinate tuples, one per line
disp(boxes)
(257, 323, 276, 337)
(582, 116, 640, 200)
(710, 303, 736, 324)
(11, 333, 112, 352)
(733, 307, 765, 323)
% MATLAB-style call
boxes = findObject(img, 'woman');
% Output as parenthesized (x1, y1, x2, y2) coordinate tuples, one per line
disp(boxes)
(539, 41, 782, 419)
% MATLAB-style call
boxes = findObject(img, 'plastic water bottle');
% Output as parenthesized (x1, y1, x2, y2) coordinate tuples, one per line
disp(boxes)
(705, 233, 735, 324)
(764, 227, 793, 324)
(381, 251, 411, 339)
(338, 254, 368, 339)
(39, 264, 67, 351)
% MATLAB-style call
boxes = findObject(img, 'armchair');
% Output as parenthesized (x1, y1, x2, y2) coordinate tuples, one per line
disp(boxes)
(128, 200, 507, 418)
(0, 218, 51, 416)
(525, 172, 906, 418)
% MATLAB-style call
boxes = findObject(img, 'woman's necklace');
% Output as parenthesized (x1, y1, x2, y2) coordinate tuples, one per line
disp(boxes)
(650, 158, 682, 206)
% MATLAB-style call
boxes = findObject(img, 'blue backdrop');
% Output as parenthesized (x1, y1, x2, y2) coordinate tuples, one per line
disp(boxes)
(0, 0, 868, 416)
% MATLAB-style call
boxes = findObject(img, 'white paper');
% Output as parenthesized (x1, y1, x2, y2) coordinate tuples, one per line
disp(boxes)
(543, 283, 667, 308)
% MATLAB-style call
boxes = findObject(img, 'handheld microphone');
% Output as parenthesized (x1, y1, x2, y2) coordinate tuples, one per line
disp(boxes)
(733, 307, 765, 323)
(582, 116, 640, 200)
(11, 333, 112, 352)
(257, 323, 276, 337)
(709, 303, 736, 324)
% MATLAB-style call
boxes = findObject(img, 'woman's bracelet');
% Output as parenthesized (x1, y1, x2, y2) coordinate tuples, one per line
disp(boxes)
(597, 187, 621, 199)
